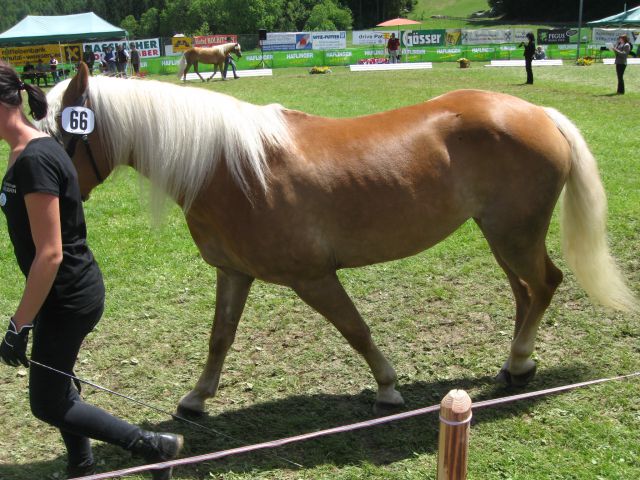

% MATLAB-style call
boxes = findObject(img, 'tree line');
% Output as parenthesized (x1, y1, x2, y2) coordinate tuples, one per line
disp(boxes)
(1, 0, 416, 38)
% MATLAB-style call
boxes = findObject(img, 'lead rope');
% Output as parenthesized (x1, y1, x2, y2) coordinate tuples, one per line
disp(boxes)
(27, 359, 303, 469)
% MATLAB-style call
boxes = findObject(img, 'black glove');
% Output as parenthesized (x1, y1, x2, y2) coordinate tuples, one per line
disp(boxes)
(0, 319, 33, 368)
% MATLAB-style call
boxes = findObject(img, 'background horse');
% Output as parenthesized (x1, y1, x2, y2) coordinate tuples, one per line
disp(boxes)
(42, 65, 637, 416)
(178, 42, 242, 82)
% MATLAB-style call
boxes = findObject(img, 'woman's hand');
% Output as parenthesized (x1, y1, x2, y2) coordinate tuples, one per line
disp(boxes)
(0, 319, 33, 367)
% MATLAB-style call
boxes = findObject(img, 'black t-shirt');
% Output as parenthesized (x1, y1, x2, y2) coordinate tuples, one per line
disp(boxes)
(1, 137, 104, 313)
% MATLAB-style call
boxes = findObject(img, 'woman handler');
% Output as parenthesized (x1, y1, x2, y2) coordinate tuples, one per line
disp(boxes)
(0, 61, 183, 479)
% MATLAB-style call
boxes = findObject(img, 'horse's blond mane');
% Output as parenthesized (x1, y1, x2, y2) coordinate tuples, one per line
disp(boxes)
(41, 77, 290, 213)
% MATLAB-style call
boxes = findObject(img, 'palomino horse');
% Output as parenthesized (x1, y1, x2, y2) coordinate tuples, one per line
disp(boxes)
(42, 65, 636, 416)
(178, 42, 242, 82)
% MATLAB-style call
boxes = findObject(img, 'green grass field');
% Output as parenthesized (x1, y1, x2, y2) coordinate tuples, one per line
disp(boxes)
(0, 63, 639, 480)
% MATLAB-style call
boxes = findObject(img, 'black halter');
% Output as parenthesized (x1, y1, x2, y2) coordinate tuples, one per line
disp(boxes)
(62, 92, 104, 184)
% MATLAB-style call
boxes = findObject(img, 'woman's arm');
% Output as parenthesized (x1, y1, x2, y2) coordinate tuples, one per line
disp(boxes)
(12, 193, 62, 331)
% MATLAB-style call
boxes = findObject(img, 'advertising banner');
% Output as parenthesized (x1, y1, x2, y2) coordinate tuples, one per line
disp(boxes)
(352, 30, 396, 45)
(445, 30, 462, 46)
(592, 28, 639, 45)
(274, 50, 320, 66)
(83, 38, 161, 60)
(171, 36, 192, 52)
(402, 30, 447, 47)
(462, 29, 513, 44)
(310, 31, 346, 50)
(193, 34, 237, 47)
(537, 29, 578, 45)
(262, 32, 297, 51)
(0, 44, 81, 66)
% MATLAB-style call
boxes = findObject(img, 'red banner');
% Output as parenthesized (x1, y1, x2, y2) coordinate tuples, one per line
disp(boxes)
(193, 35, 238, 47)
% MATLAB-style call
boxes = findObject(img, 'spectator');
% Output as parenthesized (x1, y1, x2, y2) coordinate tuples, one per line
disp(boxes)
(520, 32, 536, 84)
(129, 43, 141, 77)
(223, 37, 239, 80)
(104, 47, 117, 76)
(115, 45, 129, 77)
(82, 46, 95, 76)
(35, 59, 49, 87)
(612, 34, 631, 94)
(387, 33, 400, 64)
(534, 46, 546, 60)
(49, 54, 60, 83)
(21, 62, 36, 84)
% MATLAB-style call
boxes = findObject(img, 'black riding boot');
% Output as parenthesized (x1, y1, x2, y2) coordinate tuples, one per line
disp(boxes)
(131, 430, 184, 480)
(66, 460, 96, 478)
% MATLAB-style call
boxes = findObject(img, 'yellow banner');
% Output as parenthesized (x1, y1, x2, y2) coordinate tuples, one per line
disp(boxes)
(0, 43, 82, 66)
(171, 37, 192, 52)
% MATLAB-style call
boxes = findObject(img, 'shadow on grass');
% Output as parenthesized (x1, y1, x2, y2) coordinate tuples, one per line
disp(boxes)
(0, 364, 595, 479)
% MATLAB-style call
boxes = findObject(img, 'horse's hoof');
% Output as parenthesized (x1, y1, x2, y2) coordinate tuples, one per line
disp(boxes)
(373, 400, 405, 416)
(175, 404, 206, 419)
(495, 364, 537, 387)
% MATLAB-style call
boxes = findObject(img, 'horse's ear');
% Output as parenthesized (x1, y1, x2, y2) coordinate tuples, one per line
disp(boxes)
(62, 62, 90, 105)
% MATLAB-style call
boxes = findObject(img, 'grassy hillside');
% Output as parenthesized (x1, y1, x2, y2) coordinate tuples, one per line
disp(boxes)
(410, 0, 491, 20)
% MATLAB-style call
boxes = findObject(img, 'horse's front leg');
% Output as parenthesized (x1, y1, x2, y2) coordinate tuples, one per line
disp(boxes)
(177, 268, 254, 416)
(293, 273, 404, 413)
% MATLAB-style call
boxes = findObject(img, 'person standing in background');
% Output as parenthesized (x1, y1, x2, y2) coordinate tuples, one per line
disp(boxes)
(48, 55, 60, 83)
(387, 33, 400, 64)
(612, 34, 631, 94)
(129, 43, 141, 77)
(521, 32, 536, 85)
(82, 46, 95, 75)
(104, 47, 116, 76)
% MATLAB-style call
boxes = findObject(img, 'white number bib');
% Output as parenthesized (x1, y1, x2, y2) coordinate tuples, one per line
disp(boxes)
(61, 107, 95, 135)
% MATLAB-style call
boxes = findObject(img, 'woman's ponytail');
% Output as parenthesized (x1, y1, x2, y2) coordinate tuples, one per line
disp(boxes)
(23, 82, 48, 120)
(0, 60, 48, 120)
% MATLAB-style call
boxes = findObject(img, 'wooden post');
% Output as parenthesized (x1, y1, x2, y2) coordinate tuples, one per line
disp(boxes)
(437, 389, 472, 480)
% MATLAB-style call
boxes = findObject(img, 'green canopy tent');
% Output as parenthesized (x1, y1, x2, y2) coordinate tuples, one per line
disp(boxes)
(587, 5, 640, 26)
(0, 12, 126, 45)
(0, 12, 127, 77)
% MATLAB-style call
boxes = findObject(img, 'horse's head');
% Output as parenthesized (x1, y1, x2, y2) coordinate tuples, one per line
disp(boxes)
(232, 43, 242, 58)
(40, 63, 114, 201)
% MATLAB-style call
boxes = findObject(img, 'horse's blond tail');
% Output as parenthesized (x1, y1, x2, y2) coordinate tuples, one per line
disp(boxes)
(177, 53, 186, 79)
(544, 107, 637, 312)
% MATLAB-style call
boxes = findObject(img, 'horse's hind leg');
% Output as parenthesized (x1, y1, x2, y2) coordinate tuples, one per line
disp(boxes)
(476, 218, 563, 386)
(208, 65, 218, 81)
(193, 62, 205, 82)
(293, 273, 404, 411)
(178, 268, 253, 415)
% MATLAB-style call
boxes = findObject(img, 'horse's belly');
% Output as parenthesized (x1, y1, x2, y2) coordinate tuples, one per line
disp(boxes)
(331, 210, 469, 268)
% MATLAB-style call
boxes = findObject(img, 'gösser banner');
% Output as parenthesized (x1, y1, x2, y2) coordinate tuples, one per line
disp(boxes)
(402, 30, 447, 47)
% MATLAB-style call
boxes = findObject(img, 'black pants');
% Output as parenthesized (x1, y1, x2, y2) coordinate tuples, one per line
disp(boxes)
(525, 59, 533, 84)
(616, 63, 626, 94)
(29, 301, 141, 468)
